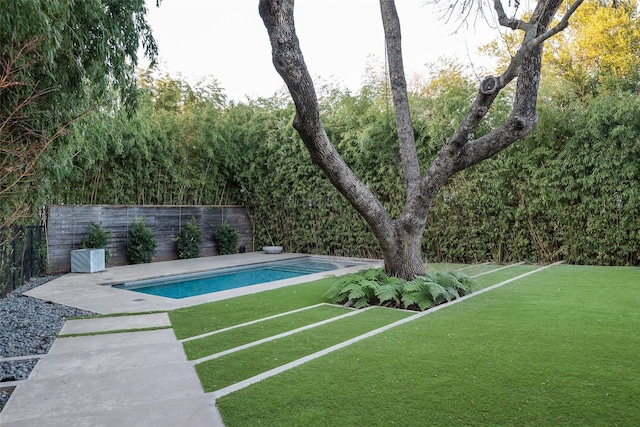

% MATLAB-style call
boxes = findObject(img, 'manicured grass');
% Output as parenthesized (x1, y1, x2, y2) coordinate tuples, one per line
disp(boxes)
(425, 262, 468, 271)
(169, 262, 523, 340)
(471, 263, 540, 288)
(195, 307, 414, 392)
(183, 304, 353, 360)
(168, 277, 335, 339)
(216, 265, 640, 426)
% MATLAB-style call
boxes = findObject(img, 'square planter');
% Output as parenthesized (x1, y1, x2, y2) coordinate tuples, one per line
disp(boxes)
(71, 249, 105, 273)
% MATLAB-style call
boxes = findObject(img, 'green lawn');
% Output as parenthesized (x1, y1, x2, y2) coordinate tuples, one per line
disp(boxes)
(195, 306, 414, 392)
(182, 304, 353, 360)
(169, 277, 335, 339)
(167, 263, 640, 425)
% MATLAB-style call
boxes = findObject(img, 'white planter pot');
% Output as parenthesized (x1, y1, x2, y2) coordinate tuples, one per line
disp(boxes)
(262, 246, 283, 254)
(71, 249, 105, 273)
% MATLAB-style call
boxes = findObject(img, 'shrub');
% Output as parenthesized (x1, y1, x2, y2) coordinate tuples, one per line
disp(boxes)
(173, 217, 202, 259)
(80, 222, 111, 262)
(127, 218, 157, 264)
(213, 222, 238, 255)
(326, 268, 478, 311)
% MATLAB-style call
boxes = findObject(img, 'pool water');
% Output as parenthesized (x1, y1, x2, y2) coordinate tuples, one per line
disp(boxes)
(115, 257, 362, 299)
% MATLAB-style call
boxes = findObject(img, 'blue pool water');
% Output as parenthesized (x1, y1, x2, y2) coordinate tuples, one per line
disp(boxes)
(115, 257, 363, 299)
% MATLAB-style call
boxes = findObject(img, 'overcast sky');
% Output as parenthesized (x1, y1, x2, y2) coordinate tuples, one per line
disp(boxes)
(142, 0, 502, 101)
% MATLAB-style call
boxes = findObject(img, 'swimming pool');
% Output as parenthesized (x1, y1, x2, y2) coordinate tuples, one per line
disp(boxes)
(114, 257, 365, 299)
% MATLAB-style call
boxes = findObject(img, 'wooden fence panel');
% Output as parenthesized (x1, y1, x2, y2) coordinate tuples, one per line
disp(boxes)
(47, 205, 253, 273)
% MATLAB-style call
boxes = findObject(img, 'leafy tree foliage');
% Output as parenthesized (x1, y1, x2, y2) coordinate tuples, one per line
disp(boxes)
(2, 41, 639, 269)
(544, 0, 640, 93)
(0, 0, 156, 111)
(0, 0, 156, 226)
(42, 71, 233, 206)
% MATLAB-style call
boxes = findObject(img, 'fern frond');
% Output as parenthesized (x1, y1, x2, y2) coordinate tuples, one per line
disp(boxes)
(376, 283, 401, 306)
(435, 272, 461, 290)
(353, 297, 371, 309)
(325, 281, 348, 303)
(418, 298, 435, 311)
(426, 281, 449, 304)
(402, 289, 434, 311)
(450, 271, 479, 295)
(362, 268, 383, 280)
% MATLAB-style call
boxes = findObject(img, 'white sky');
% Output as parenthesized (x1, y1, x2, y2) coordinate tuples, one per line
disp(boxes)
(143, 0, 502, 101)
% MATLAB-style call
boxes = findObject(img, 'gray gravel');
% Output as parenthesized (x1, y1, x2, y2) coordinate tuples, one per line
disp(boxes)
(0, 276, 95, 412)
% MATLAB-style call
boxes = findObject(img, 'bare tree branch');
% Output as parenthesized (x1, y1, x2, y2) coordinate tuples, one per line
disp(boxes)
(380, 0, 421, 195)
(497, 0, 585, 87)
(493, 0, 533, 31)
(258, 0, 391, 235)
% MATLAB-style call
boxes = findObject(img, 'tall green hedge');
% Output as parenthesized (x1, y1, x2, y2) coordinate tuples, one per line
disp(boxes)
(8, 73, 640, 266)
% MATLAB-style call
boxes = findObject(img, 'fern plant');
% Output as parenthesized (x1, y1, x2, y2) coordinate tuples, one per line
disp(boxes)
(402, 275, 446, 311)
(325, 268, 403, 309)
(173, 217, 202, 259)
(80, 222, 111, 262)
(402, 272, 478, 311)
(327, 268, 478, 312)
(127, 218, 157, 264)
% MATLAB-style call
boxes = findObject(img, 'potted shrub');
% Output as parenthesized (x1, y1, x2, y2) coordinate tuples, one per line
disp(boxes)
(71, 222, 110, 273)
(80, 222, 111, 263)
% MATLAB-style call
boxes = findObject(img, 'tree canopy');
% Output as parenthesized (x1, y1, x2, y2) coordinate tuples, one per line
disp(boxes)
(0, 0, 156, 110)
(0, 0, 156, 226)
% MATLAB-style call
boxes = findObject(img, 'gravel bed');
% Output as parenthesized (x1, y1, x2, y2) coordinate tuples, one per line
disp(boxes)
(0, 276, 96, 412)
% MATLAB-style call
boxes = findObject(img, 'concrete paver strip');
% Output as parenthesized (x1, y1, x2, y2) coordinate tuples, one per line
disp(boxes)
(4, 363, 203, 416)
(29, 340, 186, 380)
(0, 326, 223, 426)
(45, 328, 178, 354)
(0, 396, 221, 427)
(59, 312, 171, 335)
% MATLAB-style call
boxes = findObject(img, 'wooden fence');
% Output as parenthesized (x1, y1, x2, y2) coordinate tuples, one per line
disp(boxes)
(47, 205, 253, 273)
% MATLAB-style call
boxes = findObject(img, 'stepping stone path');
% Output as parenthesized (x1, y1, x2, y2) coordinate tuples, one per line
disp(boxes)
(0, 313, 224, 427)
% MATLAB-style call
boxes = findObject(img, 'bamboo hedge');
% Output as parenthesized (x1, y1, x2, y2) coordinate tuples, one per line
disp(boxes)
(6, 72, 640, 267)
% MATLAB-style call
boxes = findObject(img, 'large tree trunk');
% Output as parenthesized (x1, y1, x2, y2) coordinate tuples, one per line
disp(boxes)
(377, 220, 426, 280)
(259, 0, 582, 280)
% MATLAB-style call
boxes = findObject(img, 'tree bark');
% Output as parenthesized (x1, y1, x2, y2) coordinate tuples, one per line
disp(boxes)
(377, 220, 426, 279)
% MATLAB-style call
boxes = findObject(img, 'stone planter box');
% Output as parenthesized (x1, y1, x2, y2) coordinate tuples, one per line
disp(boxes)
(71, 249, 105, 273)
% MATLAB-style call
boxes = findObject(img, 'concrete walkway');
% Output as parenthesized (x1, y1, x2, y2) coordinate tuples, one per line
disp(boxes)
(0, 314, 225, 426)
